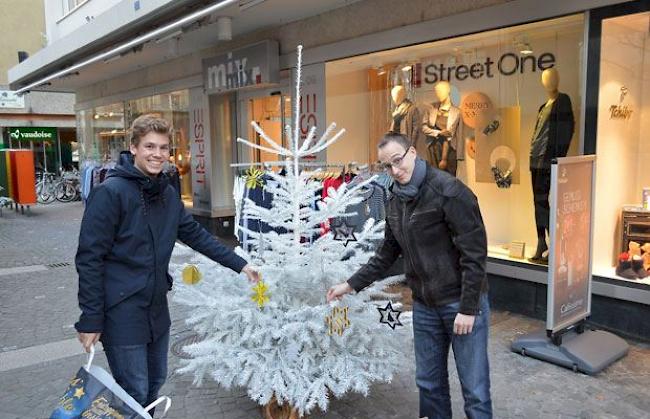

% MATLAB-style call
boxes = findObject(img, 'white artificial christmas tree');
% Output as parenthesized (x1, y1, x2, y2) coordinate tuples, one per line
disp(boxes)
(172, 45, 405, 417)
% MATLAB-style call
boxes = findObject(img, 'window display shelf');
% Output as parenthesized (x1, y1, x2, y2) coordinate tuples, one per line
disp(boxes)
(487, 243, 546, 266)
(592, 266, 650, 287)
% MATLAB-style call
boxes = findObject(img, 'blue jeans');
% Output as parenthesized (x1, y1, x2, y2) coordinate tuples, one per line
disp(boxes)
(104, 330, 170, 412)
(413, 295, 492, 419)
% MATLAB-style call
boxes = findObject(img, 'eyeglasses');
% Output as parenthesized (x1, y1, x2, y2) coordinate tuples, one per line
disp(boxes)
(378, 148, 410, 172)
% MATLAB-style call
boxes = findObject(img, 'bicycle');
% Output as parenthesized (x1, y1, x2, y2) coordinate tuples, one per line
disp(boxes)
(54, 170, 81, 203)
(35, 171, 57, 204)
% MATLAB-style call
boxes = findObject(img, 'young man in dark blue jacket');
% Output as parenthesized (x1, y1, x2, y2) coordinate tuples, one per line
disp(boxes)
(75, 114, 260, 410)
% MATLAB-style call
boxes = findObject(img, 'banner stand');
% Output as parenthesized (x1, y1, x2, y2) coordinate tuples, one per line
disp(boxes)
(511, 156, 628, 375)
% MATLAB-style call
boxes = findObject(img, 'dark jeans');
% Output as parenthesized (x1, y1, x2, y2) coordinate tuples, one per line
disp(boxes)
(104, 329, 170, 413)
(413, 295, 492, 419)
(531, 168, 551, 231)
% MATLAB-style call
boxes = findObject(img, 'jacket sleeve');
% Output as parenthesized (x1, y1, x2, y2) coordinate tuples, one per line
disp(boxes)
(441, 181, 487, 315)
(177, 206, 247, 273)
(74, 185, 119, 333)
(421, 105, 441, 138)
(347, 218, 402, 292)
(449, 110, 465, 159)
(555, 94, 575, 158)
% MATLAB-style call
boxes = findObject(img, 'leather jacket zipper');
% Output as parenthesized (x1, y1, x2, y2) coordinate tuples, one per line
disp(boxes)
(402, 200, 427, 305)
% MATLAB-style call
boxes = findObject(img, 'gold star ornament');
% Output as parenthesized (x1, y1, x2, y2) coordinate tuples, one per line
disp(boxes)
(73, 387, 85, 399)
(251, 280, 270, 309)
(182, 264, 202, 285)
(245, 167, 265, 189)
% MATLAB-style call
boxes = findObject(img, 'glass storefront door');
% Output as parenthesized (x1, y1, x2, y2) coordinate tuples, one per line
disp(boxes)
(237, 88, 292, 166)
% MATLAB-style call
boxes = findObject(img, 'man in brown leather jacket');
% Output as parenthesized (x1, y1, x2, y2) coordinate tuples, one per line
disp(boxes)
(327, 133, 492, 419)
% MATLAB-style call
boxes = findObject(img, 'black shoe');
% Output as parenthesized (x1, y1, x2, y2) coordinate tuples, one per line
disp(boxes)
(632, 258, 648, 279)
(616, 260, 639, 280)
(527, 255, 548, 265)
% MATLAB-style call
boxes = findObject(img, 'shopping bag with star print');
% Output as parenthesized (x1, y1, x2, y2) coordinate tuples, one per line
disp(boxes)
(50, 346, 171, 418)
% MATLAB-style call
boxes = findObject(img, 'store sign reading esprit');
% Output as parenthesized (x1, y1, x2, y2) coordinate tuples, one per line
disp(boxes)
(418, 52, 556, 84)
(203, 40, 279, 94)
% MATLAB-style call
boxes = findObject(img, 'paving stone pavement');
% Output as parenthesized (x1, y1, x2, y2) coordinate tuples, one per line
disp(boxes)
(2, 203, 650, 418)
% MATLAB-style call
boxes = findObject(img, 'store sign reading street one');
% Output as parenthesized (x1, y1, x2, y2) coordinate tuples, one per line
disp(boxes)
(203, 40, 279, 94)
(8, 127, 56, 142)
(416, 52, 556, 85)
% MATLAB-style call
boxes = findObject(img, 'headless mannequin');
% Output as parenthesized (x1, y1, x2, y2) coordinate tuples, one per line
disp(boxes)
(434, 82, 453, 171)
(422, 81, 462, 176)
(529, 68, 574, 263)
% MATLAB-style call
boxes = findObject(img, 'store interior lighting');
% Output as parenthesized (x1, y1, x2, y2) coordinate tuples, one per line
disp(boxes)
(373, 65, 386, 75)
(401, 64, 412, 72)
(520, 42, 533, 55)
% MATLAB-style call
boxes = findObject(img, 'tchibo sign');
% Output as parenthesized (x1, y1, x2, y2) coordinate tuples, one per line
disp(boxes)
(203, 40, 279, 94)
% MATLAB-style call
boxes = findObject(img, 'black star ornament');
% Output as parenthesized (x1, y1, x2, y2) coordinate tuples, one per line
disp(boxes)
(332, 220, 357, 246)
(377, 301, 403, 329)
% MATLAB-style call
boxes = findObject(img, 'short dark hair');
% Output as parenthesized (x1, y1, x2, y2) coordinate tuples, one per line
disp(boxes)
(378, 132, 412, 150)
(129, 114, 172, 146)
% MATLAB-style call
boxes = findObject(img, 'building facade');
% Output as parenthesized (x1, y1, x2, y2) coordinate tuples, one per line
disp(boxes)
(1, 0, 76, 173)
(8, 0, 650, 339)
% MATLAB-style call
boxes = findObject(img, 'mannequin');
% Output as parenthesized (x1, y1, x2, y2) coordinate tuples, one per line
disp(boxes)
(422, 81, 464, 176)
(528, 68, 575, 264)
(389, 86, 425, 156)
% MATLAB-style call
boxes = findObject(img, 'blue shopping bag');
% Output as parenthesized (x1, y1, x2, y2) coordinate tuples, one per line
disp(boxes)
(50, 346, 171, 418)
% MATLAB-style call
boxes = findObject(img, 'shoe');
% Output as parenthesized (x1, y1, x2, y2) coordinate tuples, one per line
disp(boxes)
(616, 259, 639, 280)
(632, 256, 648, 279)
(528, 255, 548, 265)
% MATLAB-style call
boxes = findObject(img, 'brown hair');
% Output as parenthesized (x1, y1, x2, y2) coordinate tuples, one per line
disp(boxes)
(129, 114, 172, 146)
(378, 132, 412, 150)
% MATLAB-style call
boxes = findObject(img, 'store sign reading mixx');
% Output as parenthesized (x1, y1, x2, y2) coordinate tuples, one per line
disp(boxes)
(203, 40, 279, 94)
(413, 52, 556, 85)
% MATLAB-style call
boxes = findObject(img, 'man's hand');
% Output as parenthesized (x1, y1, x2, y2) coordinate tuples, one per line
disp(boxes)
(439, 129, 452, 137)
(242, 264, 261, 283)
(327, 282, 353, 302)
(78, 332, 101, 353)
(438, 159, 448, 170)
(453, 313, 476, 335)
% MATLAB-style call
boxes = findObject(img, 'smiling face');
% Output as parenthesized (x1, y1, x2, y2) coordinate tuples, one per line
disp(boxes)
(130, 132, 170, 177)
(377, 140, 417, 185)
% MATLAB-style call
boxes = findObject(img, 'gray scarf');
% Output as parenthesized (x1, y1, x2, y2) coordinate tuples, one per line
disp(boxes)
(392, 157, 427, 201)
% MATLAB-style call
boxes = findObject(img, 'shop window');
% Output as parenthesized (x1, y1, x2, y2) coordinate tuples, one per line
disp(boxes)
(77, 102, 126, 164)
(325, 14, 585, 264)
(125, 90, 192, 206)
(593, 11, 650, 284)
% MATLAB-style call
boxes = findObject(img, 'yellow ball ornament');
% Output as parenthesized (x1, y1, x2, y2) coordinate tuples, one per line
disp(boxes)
(182, 264, 202, 285)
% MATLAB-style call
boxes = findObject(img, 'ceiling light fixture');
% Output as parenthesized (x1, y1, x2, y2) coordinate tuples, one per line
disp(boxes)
(401, 64, 412, 72)
(520, 43, 533, 55)
(15, 0, 240, 95)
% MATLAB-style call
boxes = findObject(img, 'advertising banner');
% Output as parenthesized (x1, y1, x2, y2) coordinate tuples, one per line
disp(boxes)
(0, 90, 25, 109)
(547, 155, 596, 333)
